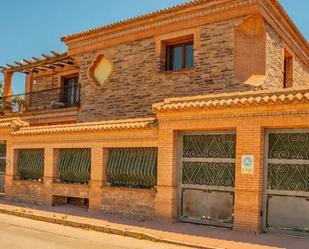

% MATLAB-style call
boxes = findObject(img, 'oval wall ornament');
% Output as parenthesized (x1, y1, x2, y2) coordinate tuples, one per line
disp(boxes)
(88, 54, 113, 88)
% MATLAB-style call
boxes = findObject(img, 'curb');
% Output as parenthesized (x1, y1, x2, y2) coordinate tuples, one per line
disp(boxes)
(0, 207, 224, 249)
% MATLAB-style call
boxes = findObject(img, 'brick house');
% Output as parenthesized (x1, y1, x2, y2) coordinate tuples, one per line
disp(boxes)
(0, 0, 309, 234)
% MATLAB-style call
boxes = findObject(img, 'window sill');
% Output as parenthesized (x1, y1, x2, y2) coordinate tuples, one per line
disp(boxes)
(159, 67, 194, 75)
(53, 182, 90, 187)
(13, 178, 44, 184)
(101, 185, 157, 193)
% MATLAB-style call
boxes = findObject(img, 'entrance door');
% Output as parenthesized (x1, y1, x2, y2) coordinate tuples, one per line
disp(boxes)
(178, 132, 236, 228)
(0, 141, 6, 193)
(264, 130, 309, 235)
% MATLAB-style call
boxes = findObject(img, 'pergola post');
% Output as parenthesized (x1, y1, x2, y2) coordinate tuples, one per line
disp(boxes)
(2, 69, 13, 112)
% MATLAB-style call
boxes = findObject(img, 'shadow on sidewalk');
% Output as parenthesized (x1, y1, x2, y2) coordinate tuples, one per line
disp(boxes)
(0, 198, 308, 249)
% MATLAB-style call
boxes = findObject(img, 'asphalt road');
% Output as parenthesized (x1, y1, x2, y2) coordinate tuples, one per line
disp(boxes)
(0, 213, 191, 249)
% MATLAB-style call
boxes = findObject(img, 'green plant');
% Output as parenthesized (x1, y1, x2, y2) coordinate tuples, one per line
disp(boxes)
(11, 95, 25, 112)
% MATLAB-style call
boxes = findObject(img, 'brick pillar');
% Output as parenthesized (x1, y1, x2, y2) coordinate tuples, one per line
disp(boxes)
(2, 70, 13, 112)
(234, 125, 264, 232)
(89, 146, 106, 212)
(43, 147, 56, 206)
(25, 73, 32, 109)
(4, 143, 17, 199)
(155, 129, 177, 220)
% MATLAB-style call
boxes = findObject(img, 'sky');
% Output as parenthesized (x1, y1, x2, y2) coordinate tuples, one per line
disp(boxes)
(0, 0, 308, 94)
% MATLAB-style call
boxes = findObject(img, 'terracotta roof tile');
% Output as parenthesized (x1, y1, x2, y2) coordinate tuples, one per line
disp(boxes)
(0, 118, 29, 130)
(61, 0, 309, 59)
(152, 88, 309, 112)
(61, 0, 210, 42)
(12, 117, 157, 136)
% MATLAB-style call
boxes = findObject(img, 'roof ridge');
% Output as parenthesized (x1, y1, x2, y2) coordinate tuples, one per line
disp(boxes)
(61, 0, 214, 42)
(166, 87, 309, 103)
(153, 87, 309, 112)
(20, 117, 156, 130)
(12, 117, 157, 135)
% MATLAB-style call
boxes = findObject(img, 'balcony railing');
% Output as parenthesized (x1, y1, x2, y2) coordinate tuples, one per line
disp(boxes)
(0, 84, 80, 114)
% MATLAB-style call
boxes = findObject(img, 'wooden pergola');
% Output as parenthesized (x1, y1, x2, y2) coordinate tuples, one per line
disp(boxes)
(0, 51, 78, 113)
(0, 51, 76, 74)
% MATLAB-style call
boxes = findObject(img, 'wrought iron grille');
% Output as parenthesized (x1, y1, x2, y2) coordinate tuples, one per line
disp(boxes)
(182, 133, 236, 187)
(268, 164, 309, 192)
(0, 143, 6, 158)
(58, 148, 91, 184)
(183, 134, 236, 158)
(17, 149, 44, 180)
(268, 133, 309, 192)
(107, 147, 157, 189)
(269, 133, 309, 160)
(0, 83, 80, 114)
(0, 142, 6, 172)
(182, 161, 235, 187)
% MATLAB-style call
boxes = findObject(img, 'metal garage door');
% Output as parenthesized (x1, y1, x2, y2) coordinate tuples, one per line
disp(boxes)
(178, 132, 236, 228)
(264, 130, 309, 234)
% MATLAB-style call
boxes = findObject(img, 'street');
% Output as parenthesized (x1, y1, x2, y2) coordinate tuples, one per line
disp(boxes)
(0, 213, 191, 249)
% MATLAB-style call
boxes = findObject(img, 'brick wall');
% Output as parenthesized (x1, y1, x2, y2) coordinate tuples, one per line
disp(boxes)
(4, 99, 309, 231)
(294, 56, 309, 87)
(76, 17, 265, 122)
(75, 17, 309, 122)
(6, 180, 44, 205)
(101, 187, 156, 219)
(265, 24, 284, 89)
(265, 23, 309, 89)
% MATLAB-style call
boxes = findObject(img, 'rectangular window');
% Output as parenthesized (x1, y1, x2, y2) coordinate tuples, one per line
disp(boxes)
(61, 75, 79, 106)
(166, 39, 194, 71)
(17, 149, 44, 181)
(107, 148, 157, 189)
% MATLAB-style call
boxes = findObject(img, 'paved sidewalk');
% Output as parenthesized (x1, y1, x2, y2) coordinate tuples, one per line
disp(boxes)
(0, 199, 308, 249)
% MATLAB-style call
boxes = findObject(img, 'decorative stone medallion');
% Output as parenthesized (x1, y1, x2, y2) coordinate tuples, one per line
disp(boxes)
(88, 54, 113, 88)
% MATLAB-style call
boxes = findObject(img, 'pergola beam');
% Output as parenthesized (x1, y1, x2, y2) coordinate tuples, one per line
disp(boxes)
(32, 57, 42, 62)
(3, 52, 69, 73)
(14, 61, 24, 66)
(23, 59, 33, 64)
(0, 51, 76, 73)
(41, 54, 51, 59)
(51, 51, 61, 56)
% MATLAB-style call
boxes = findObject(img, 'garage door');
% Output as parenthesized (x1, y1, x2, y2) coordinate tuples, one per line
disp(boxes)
(178, 132, 236, 228)
(265, 130, 309, 234)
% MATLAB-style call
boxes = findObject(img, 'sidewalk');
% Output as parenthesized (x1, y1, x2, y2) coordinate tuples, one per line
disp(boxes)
(0, 199, 308, 249)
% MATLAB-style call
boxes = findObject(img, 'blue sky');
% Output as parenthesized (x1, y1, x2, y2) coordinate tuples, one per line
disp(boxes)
(0, 0, 308, 94)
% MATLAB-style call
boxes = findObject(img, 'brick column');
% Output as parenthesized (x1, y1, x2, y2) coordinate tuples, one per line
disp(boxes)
(42, 147, 56, 206)
(2, 70, 13, 112)
(89, 146, 106, 212)
(155, 129, 178, 220)
(234, 125, 264, 232)
(4, 143, 17, 199)
(25, 73, 32, 109)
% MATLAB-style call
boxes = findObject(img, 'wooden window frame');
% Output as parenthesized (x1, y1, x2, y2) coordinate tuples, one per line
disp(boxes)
(165, 37, 194, 71)
(60, 74, 79, 106)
